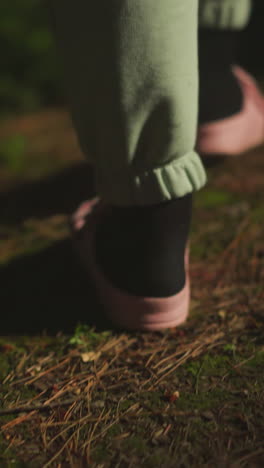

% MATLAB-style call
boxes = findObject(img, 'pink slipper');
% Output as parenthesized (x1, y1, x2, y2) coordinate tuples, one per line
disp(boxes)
(70, 198, 190, 331)
(197, 65, 264, 156)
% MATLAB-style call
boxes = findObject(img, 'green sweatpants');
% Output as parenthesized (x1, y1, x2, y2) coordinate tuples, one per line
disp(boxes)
(49, 0, 252, 206)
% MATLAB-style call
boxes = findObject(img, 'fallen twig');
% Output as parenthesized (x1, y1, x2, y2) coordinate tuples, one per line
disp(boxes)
(0, 395, 85, 418)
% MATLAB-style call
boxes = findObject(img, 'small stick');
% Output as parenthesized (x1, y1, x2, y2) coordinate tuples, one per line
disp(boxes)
(0, 396, 84, 418)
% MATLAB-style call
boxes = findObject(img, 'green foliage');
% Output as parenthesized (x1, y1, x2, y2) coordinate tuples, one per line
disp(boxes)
(68, 323, 112, 347)
(0, 135, 27, 171)
(0, 0, 63, 115)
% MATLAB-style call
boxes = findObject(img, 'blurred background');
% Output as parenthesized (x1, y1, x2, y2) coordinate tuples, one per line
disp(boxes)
(0, 0, 64, 118)
(0, 0, 264, 118)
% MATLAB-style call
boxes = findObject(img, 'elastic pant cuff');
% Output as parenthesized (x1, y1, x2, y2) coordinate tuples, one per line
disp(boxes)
(95, 151, 207, 207)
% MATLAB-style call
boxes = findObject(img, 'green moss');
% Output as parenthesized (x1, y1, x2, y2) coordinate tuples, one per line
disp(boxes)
(0, 383, 38, 413)
(106, 423, 122, 438)
(186, 353, 232, 378)
(118, 400, 135, 412)
(0, 355, 10, 380)
(0, 135, 28, 173)
(92, 443, 108, 463)
(0, 432, 22, 467)
(176, 388, 231, 412)
(195, 189, 236, 209)
(68, 323, 113, 348)
(146, 450, 174, 468)
(251, 205, 264, 223)
(190, 243, 207, 259)
(182, 419, 217, 454)
(122, 435, 148, 455)
(190, 221, 236, 260)
(0, 134, 70, 178)
(244, 351, 264, 368)
(138, 391, 167, 410)
(176, 350, 264, 412)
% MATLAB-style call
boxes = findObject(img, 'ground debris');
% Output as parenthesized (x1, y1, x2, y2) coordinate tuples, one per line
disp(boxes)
(1, 111, 264, 467)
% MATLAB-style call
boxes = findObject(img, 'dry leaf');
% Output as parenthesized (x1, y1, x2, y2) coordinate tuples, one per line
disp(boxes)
(153, 428, 164, 439)
(164, 390, 180, 403)
(81, 351, 101, 363)
(218, 309, 227, 319)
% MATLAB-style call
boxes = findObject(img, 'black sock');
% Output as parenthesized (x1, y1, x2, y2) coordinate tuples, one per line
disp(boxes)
(95, 194, 192, 298)
(198, 30, 244, 124)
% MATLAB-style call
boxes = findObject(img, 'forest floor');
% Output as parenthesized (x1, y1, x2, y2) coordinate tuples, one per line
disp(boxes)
(0, 105, 264, 467)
